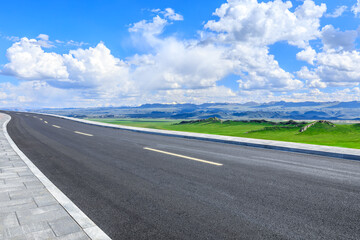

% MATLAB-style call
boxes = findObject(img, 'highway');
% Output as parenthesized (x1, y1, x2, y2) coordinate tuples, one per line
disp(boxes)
(4, 111, 360, 239)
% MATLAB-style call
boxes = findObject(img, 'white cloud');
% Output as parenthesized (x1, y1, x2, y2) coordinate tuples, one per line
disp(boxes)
(163, 8, 183, 21)
(62, 42, 131, 97)
(36, 34, 54, 48)
(5, 36, 20, 42)
(229, 44, 303, 91)
(325, 5, 347, 18)
(352, 0, 360, 17)
(129, 6, 304, 92)
(129, 15, 167, 36)
(37, 34, 49, 41)
(0, 81, 78, 108)
(128, 15, 168, 48)
(204, 0, 326, 48)
(139, 86, 237, 104)
(1, 38, 133, 100)
(1, 38, 68, 80)
(66, 40, 87, 47)
(296, 66, 326, 88)
(129, 8, 183, 48)
(296, 46, 317, 64)
(288, 87, 360, 102)
(201, 0, 320, 91)
(297, 50, 360, 88)
(321, 25, 358, 51)
(150, 8, 183, 21)
(1, 31, 234, 104)
(2, 2, 360, 107)
(129, 38, 234, 91)
(316, 50, 360, 84)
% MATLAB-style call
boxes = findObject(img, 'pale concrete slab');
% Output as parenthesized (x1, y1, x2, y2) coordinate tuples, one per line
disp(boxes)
(0, 113, 109, 239)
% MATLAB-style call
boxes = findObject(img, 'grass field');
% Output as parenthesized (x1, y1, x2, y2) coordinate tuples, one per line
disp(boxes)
(89, 118, 360, 149)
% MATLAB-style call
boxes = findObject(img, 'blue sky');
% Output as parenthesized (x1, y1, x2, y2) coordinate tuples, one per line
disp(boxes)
(0, 0, 360, 108)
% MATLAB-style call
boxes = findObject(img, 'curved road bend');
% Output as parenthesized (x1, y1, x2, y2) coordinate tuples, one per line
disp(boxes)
(3, 111, 360, 239)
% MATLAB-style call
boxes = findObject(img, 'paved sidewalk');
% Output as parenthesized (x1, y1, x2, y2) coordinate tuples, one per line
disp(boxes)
(0, 113, 91, 239)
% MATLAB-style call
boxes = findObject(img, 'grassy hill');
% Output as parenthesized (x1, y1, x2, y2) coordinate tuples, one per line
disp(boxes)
(90, 118, 360, 149)
(35, 101, 360, 120)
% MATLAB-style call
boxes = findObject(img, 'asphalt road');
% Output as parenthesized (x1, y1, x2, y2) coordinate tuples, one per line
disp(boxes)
(3, 111, 360, 239)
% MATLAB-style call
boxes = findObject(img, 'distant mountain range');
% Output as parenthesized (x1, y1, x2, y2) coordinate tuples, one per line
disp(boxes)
(17, 101, 360, 120)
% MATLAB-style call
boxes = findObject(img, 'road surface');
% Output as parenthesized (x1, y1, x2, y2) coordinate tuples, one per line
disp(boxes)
(4, 111, 360, 239)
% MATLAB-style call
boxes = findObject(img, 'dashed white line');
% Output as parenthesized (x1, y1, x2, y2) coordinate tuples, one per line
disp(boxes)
(52, 125, 61, 128)
(143, 147, 223, 166)
(44, 121, 48, 124)
(74, 131, 93, 137)
(39, 118, 43, 121)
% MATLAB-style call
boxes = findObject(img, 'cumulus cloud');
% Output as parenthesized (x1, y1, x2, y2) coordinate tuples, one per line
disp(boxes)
(0, 1, 326, 106)
(62, 42, 130, 91)
(297, 50, 360, 88)
(205, 0, 326, 48)
(2, 1, 360, 107)
(352, 0, 360, 17)
(289, 87, 360, 102)
(127, 10, 235, 92)
(1, 38, 68, 80)
(1, 24, 234, 104)
(321, 25, 358, 51)
(296, 66, 326, 88)
(163, 8, 184, 21)
(0, 81, 78, 108)
(37, 34, 49, 41)
(129, 39, 234, 91)
(1, 38, 133, 100)
(129, 16, 168, 36)
(296, 46, 317, 64)
(36, 34, 54, 48)
(5, 36, 20, 42)
(201, 0, 317, 91)
(230, 44, 303, 91)
(295, 22, 360, 90)
(316, 50, 360, 84)
(128, 8, 184, 48)
(325, 5, 347, 18)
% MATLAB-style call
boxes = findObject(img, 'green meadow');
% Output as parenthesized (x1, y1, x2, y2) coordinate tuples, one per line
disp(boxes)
(89, 118, 360, 149)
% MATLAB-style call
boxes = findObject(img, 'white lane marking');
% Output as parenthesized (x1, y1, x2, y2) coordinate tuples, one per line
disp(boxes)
(39, 118, 43, 121)
(74, 131, 93, 137)
(33, 116, 37, 118)
(44, 121, 48, 124)
(52, 125, 61, 128)
(144, 147, 223, 166)
(25, 114, 29, 116)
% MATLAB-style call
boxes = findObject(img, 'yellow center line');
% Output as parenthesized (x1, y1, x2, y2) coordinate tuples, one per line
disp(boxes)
(74, 131, 93, 137)
(52, 125, 61, 128)
(44, 121, 48, 124)
(143, 147, 223, 166)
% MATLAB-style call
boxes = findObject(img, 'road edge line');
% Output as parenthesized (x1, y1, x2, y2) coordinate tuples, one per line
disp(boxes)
(2, 114, 111, 240)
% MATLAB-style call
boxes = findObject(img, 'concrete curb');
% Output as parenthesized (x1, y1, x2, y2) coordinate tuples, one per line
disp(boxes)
(2, 114, 111, 240)
(33, 112, 360, 162)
